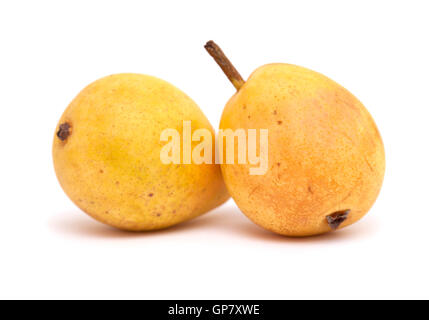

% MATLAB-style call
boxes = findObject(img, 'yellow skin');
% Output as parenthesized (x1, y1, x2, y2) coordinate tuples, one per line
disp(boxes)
(53, 74, 229, 231)
(220, 64, 385, 236)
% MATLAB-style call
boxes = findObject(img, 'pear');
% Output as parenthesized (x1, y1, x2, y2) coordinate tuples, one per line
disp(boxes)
(205, 41, 385, 236)
(53, 73, 229, 231)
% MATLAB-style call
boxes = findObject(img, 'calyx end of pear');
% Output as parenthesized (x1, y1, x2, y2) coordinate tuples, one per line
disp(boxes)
(57, 122, 72, 141)
(326, 209, 350, 230)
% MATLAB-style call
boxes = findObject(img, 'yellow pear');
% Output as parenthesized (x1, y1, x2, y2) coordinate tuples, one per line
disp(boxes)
(53, 73, 229, 231)
(205, 41, 385, 236)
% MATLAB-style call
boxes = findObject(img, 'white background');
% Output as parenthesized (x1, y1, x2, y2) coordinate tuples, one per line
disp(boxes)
(0, 0, 428, 299)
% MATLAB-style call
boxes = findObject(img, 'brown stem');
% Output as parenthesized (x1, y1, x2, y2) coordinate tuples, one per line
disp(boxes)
(204, 40, 245, 91)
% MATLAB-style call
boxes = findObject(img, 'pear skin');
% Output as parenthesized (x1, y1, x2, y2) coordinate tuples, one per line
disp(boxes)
(206, 41, 385, 237)
(53, 74, 229, 231)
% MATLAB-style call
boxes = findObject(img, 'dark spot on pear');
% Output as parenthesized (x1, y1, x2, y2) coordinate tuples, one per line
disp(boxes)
(57, 122, 71, 141)
(326, 210, 350, 230)
(148, 193, 154, 197)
